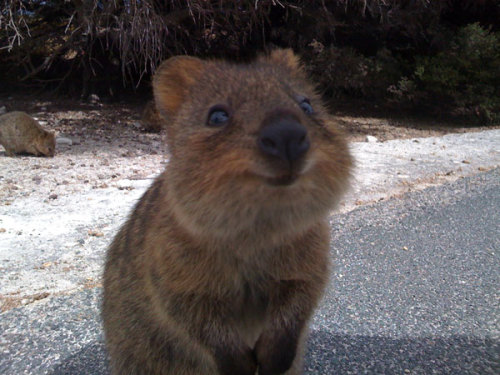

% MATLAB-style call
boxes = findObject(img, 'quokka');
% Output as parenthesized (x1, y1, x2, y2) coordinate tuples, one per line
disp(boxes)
(0, 111, 55, 157)
(102, 49, 352, 375)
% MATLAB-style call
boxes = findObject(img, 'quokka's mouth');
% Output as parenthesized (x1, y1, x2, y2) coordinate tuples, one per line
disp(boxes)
(266, 173, 299, 186)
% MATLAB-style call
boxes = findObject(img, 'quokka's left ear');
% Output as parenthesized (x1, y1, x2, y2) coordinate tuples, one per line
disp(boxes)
(153, 56, 206, 120)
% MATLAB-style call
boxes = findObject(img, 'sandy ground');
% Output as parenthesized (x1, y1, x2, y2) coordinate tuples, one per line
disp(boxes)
(0, 96, 499, 312)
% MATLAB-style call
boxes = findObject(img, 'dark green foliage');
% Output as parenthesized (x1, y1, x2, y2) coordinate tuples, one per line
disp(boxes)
(390, 24, 500, 123)
(415, 24, 500, 122)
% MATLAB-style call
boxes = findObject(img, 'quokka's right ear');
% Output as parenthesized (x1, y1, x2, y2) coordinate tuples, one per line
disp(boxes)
(153, 56, 206, 119)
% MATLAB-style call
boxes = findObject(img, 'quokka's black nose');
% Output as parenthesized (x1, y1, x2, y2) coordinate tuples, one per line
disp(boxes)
(258, 119, 310, 164)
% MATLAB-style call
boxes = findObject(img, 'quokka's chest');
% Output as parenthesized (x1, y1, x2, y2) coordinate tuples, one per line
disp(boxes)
(232, 281, 271, 347)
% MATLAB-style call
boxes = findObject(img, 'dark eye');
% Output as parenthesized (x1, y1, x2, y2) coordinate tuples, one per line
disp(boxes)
(299, 99, 313, 115)
(207, 105, 230, 127)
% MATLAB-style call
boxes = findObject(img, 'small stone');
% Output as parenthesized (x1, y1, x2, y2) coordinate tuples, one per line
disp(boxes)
(89, 94, 100, 103)
(365, 135, 379, 143)
(56, 137, 73, 146)
(462, 160, 471, 164)
(33, 292, 50, 301)
(0, 106, 6, 114)
(49, 194, 58, 200)
(0, 228, 6, 233)
(88, 230, 104, 237)
(118, 186, 134, 191)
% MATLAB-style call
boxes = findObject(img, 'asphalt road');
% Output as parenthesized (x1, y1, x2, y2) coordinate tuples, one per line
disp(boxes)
(1, 169, 498, 375)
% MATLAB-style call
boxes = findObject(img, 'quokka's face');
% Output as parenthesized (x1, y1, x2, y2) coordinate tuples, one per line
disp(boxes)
(153, 50, 351, 236)
(38, 133, 56, 157)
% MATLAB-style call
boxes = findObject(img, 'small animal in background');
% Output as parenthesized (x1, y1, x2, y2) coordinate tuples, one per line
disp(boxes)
(141, 100, 163, 133)
(0, 111, 56, 157)
(102, 49, 352, 375)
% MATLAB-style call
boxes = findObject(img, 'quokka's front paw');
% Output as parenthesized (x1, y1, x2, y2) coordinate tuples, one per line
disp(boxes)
(255, 329, 298, 375)
(215, 345, 258, 375)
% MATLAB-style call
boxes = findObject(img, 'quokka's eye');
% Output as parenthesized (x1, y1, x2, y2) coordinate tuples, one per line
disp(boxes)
(207, 105, 230, 127)
(299, 98, 313, 115)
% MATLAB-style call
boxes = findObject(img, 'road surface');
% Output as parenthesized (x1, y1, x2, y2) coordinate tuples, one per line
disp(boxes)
(0, 169, 499, 374)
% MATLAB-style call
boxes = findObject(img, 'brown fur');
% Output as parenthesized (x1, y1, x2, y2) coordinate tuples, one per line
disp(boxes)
(141, 100, 163, 133)
(0, 111, 55, 157)
(102, 49, 352, 375)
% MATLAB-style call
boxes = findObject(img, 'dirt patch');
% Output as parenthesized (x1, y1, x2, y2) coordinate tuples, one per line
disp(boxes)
(0, 94, 166, 204)
(1, 94, 497, 146)
(333, 114, 497, 142)
(0, 291, 51, 312)
(1, 93, 496, 204)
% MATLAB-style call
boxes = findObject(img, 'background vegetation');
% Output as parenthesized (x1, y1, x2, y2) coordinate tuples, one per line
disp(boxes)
(1, 0, 499, 122)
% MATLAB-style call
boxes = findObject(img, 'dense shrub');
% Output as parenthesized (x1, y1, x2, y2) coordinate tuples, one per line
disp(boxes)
(415, 24, 499, 122)
(389, 24, 500, 122)
(305, 44, 403, 100)
(308, 22, 500, 123)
